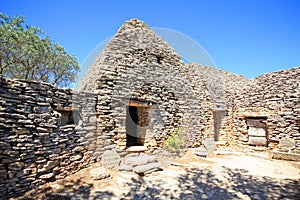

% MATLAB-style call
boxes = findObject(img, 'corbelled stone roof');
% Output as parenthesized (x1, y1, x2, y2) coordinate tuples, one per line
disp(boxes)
(77, 18, 249, 109)
(78, 18, 183, 91)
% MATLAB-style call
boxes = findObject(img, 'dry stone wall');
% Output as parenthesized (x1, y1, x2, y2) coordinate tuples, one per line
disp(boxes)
(184, 63, 249, 145)
(0, 77, 112, 198)
(1, 17, 299, 199)
(78, 19, 210, 150)
(232, 67, 300, 148)
(78, 18, 251, 149)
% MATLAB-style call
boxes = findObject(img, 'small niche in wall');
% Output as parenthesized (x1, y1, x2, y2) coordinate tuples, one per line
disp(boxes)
(55, 107, 81, 126)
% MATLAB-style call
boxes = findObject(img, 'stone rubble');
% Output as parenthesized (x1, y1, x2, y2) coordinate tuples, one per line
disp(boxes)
(119, 154, 162, 175)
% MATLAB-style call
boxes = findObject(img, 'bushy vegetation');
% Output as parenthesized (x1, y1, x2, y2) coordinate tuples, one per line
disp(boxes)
(0, 13, 79, 87)
(165, 127, 186, 152)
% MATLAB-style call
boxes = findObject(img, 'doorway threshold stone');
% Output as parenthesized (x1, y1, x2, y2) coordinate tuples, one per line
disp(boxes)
(126, 146, 148, 152)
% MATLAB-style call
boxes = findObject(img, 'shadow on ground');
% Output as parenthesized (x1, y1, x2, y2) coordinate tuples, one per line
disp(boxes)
(18, 167, 299, 199)
(20, 178, 115, 200)
(122, 167, 300, 200)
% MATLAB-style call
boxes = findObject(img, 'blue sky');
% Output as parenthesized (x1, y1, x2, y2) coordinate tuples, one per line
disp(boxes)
(1, 0, 299, 79)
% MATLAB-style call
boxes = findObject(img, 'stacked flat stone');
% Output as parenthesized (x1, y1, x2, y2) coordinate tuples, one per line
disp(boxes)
(77, 18, 248, 150)
(0, 77, 105, 198)
(119, 154, 162, 175)
(232, 67, 300, 148)
(1, 17, 299, 199)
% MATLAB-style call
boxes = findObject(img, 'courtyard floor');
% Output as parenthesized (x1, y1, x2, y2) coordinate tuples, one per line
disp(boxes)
(14, 150, 300, 200)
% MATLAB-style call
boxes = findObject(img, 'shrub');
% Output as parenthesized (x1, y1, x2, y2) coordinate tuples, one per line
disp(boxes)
(165, 127, 186, 152)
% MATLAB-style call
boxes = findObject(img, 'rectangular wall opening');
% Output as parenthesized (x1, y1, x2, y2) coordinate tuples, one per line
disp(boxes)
(246, 117, 268, 147)
(55, 107, 81, 126)
(126, 103, 149, 148)
(213, 110, 227, 141)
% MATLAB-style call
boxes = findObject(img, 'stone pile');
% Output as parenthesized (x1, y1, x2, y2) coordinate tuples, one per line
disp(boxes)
(118, 154, 162, 175)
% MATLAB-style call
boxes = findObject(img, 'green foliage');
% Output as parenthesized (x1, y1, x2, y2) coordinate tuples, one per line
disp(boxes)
(0, 13, 80, 87)
(165, 127, 186, 152)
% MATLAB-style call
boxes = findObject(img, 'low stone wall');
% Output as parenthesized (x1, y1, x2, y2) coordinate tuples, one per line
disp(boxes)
(232, 67, 300, 148)
(0, 77, 107, 198)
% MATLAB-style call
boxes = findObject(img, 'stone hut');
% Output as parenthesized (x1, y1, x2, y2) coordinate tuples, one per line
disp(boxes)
(78, 18, 247, 150)
(1, 17, 299, 198)
(232, 67, 300, 149)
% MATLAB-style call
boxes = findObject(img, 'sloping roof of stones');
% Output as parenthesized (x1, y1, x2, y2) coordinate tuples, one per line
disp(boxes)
(77, 18, 183, 91)
(77, 18, 249, 106)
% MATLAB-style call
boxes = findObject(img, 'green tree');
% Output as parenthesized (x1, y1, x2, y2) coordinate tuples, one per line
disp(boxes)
(0, 13, 79, 87)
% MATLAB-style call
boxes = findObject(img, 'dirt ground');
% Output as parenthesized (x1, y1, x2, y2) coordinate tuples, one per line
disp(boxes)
(14, 150, 300, 200)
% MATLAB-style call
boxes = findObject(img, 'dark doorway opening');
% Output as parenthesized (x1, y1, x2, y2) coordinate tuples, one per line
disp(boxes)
(126, 106, 142, 147)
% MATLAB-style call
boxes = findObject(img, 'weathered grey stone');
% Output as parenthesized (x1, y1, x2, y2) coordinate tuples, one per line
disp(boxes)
(70, 154, 83, 161)
(101, 150, 121, 168)
(272, 150, 300, 161)
(118, 165, 133, 172)
(37, 160, 58, 173)
(126, 146, 148, 152)
(195, 146, 210, 157)
(124, 155, 157, 166)
(0, 170, 7, 179)
(133, 162, 162, 174)
(90, 167, 110, 180)
(278, 137, 295, 151)
(203, 138, 216, 151)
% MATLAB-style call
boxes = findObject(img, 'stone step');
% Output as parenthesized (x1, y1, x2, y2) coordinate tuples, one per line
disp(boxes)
(126, 146, 148, 153)
(119, 153, 161, 175)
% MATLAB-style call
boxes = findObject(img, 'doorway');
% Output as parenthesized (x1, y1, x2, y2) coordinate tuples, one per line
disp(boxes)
(126, 106, 141, 147)
(213, 110, 226, 141)
(126, 105, 149, 147)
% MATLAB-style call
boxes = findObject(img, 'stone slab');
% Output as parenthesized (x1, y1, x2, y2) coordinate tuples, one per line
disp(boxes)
(248, 136, 267, 146)
(101, 150, 121, 168)
(126, 146, 147, 152)
(90, 167, 110, 180)
(195, 146, 209, 157)
(278, 137, 295, 150)
(133, 162, 161, 174)
(272, 151, 300, 162)
(118, 165, 133, 172)
(248, 127, 266, 137)
(124, 155, 157, 166)
(203, 138, 216, 151)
